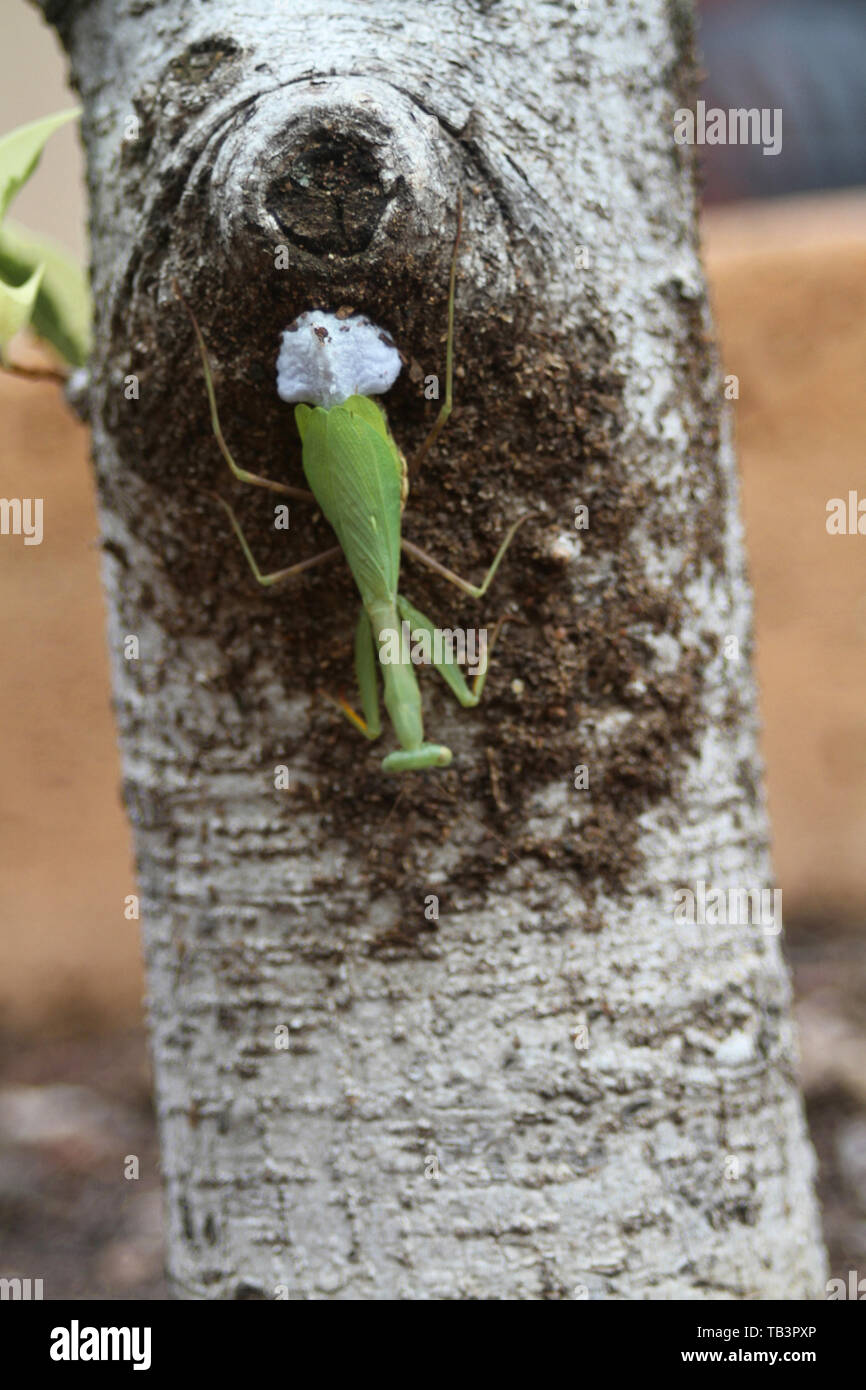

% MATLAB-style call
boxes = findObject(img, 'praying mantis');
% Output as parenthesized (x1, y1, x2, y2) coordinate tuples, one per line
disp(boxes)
(177, 195, 531, 773)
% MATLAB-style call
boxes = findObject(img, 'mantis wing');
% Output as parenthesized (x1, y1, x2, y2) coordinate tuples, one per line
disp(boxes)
(296, 402, 403, 604)
(341, 393, 393, 443)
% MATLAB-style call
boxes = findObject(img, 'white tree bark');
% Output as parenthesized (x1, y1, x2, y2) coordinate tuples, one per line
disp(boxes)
(42, 0, 826, 1298)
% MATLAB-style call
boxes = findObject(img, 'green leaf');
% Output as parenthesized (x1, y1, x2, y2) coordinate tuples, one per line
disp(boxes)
(0, 264, 44, 361)
(0, 108, 80, 222)
(0, 219, 91, 365)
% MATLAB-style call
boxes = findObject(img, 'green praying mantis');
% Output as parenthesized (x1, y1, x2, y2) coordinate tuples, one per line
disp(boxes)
(177, 195, 532, 773)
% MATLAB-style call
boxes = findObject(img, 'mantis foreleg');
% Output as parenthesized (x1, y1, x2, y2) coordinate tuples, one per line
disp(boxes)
(396, 595, 510, 707)
(330, 608, 383, 739)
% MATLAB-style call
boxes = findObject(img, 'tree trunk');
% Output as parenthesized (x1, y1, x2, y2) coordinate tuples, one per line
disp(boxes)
(42, 0, 826, 1298)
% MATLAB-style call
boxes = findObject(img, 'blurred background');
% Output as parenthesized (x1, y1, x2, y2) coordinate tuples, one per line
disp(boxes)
(1, 0, 865, 1298)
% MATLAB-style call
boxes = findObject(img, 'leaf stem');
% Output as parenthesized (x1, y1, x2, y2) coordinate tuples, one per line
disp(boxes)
(1, 360, 69, 386)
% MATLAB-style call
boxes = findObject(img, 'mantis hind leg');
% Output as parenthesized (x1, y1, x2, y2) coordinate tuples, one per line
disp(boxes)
(410, 190, 462, 479)
(174, 280, 314, 501)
